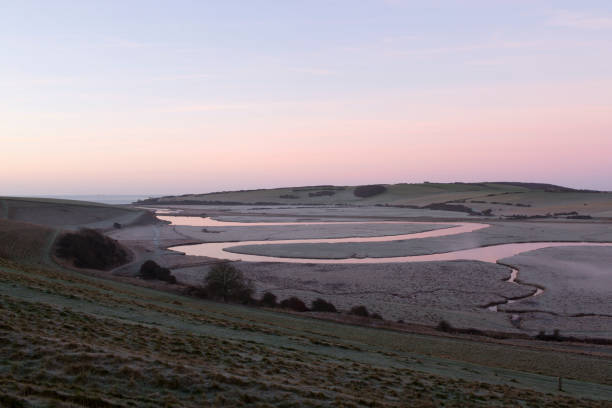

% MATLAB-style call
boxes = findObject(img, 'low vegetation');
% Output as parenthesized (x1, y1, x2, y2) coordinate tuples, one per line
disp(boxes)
(349, 305, 370, 317)
(139, 260, 176, 283)
(535, 329, 612, 345)
(203, 263, 253, 302)
(279, 296, 309, 312)
(437, 320, 453, 332)
(54, 228, 128, 270)
(0, 219, 53, 262)
(260, 291, 278, 307)
(311, 298, 338, 313)
(423, 202, 480, 215)
(353, 184, 387, 198)
(308, 190, 336, 197)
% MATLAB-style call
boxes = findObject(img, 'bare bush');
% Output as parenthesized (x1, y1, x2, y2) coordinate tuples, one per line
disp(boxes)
(260, 292, 277, 307)
(349, 305, 369, 317)
(55, 229, 128, 270)
(139, 260, 176, 283)
(204, 263, 253, 303)
(310, 298, 337, 313)
(279, 297, 309, 312)
(353, 185, 387, 198)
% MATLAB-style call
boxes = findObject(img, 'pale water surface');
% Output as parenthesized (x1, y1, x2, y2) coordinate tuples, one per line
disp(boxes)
(162, 216, 612, 264)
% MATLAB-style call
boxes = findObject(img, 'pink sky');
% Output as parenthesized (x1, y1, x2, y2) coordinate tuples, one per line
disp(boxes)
(2, 2, 612, 194)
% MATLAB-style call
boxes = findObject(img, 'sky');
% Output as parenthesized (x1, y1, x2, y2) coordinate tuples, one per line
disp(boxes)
(2, 0, 612, 195)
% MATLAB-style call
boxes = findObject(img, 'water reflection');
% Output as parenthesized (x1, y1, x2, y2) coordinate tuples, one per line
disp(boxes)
(163, 216, 612, 264)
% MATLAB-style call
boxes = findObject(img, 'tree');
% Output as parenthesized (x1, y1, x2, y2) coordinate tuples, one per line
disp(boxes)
(353, 185, 387, 198)
(311, 298, 337, 313)
(204, 263, 253, 302)
(437, 320, 453, 332)
(279, 297, 309, 312)
(349, 305, 369, 317)
(55, 228, 128, 270)
(139, 260, 176, 283)
(260, 292, 277, 307)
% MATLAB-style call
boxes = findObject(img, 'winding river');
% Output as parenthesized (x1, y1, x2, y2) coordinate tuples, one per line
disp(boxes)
(162, 216, 611, 264)
(161, 215, 612, 312)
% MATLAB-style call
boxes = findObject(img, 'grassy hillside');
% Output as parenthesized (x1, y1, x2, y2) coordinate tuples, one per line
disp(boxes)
(0, 219, 55, 263)
(0, 197, 156, 230)
(1, 257, 611, 406)
(137, 182, 612, 217)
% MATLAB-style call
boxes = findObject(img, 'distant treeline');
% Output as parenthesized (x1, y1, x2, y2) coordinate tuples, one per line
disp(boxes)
(376, 202, 482, 216)
(353, 185, 387, 198)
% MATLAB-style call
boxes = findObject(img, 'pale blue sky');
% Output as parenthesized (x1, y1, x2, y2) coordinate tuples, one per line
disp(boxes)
(2, 1, 612, 194)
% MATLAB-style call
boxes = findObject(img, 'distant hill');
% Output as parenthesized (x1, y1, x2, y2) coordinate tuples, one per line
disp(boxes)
(0, 197, 157, 230)
(488, 182, 600, 193)
(135, 182, 612, 218)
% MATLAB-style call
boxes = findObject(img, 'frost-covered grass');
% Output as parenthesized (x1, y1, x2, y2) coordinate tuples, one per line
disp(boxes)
(1, 257, 612, 406)
(0, 219, 54, 262)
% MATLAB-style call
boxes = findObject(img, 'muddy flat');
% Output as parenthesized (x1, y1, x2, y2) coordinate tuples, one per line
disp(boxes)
(499, 246, 612, 337)
(156, 209, 612, 340)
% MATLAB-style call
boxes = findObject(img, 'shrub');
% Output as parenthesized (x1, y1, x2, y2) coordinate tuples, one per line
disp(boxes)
(536, 329, 563, 341)
(139, 260, 176, 283)
(437, 320, 453, 332)
(308, 190, 336, 197)
(349, 305, 369, 317)
(279, 297, 309, 312)
(203, 263, 253, 302)
(353, 185, 387, 198)
(370, 312, 383, 320)
(310, 298, 337, 313)
(185, 285, 208, 299)
(423, 203, 478, 215)
(55, 228, 128, 270)
(113, 222, 122, 229)
(260, 292, 278, 307)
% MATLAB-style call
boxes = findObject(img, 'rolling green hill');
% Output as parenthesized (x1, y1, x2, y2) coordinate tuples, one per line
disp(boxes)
(0, 197, 157, 230)
(136, 182, 612, 217)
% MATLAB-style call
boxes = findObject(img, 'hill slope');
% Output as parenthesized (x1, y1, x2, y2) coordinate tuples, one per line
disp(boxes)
(0, 197, 156, 230)
(136, 182, 612, 217)
(1, 257, 612, 406)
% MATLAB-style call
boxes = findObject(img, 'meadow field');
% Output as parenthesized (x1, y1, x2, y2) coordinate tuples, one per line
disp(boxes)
(2, 258, 612, 406)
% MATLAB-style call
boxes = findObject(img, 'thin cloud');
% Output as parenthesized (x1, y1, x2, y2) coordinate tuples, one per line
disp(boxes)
(386, 42, 519, 57)
(103, 38, 164, 49)
(162, 104, 251, 113)
(291, 68, 336, 76)
(382, 34, 419, 43)
(149, 74, 214, 81)
(548, 10, 612, 30)
(0, 77, 75, 87)
(385, 38, 571, 57)
(464, 58, 506, 67)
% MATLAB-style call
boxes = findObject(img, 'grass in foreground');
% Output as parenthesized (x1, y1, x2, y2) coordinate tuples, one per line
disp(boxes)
(1, 258, 611, 407)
